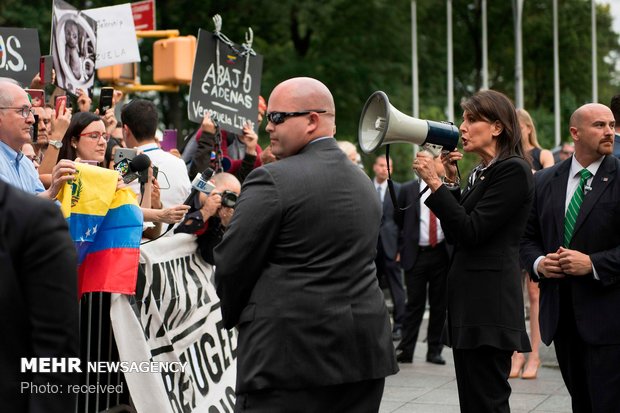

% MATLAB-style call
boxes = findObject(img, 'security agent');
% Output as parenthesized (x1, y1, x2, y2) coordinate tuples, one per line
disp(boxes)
(0, 179, 79, 413)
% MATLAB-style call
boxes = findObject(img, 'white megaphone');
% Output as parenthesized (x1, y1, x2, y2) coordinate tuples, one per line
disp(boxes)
(358, 91, 459, 156)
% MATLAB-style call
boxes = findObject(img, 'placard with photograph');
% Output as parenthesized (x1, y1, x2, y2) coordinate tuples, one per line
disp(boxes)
(51, 0, 97, 95)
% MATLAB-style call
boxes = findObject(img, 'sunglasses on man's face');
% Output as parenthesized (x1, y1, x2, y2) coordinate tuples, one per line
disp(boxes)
(265, 110, 327, 125)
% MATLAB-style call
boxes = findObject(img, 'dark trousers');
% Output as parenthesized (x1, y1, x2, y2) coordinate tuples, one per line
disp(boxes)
(554, 283, 620, 413)
(375, 241, 405, 330)
(397, 244, 448, 357)
(453, 346, 512, 413)
(234, 378, 385, 413)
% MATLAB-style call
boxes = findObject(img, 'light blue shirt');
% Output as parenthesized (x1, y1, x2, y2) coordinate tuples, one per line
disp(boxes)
(0, 140, 45, 194)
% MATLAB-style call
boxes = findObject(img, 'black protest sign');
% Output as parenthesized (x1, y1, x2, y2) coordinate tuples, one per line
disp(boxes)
(188, 28, 263, 135)
(0, 28, 40, 86)
(51, 0, 97, 96)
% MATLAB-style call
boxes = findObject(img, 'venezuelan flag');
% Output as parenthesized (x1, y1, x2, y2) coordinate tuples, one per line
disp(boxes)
(58, 164, 143, 297)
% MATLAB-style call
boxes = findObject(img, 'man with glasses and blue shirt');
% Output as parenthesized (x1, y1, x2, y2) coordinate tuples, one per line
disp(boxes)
(0, 80, 75, 198)
(214, 77, 398, 412)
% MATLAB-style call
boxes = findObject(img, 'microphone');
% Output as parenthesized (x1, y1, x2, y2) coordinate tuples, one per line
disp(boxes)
(169, 168, 216, 234)
(183, 168, 216, 206)
(118, 154, 151, 184)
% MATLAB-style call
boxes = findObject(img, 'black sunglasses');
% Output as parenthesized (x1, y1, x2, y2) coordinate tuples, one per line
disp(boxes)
(266, 110, 327, 125)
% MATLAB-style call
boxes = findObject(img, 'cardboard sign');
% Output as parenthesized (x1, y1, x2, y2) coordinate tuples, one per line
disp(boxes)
(188, 28, 263, 135)
(51, 0, 98, 95)
(83, 3, 141, 69)
(0, 28, 40, 86)
(131, 0, 156, 31)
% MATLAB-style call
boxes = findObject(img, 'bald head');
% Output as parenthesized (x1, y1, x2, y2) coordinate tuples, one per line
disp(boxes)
(266, 77, 337, 158)
(0, 80, 24, 108)
(569, 103, 615, 166)
(0, 81, 35, 151)
(212, 172, 241, 194)
(271, 77, 335, 113)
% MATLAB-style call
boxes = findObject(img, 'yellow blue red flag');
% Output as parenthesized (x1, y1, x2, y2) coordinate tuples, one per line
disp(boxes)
(57, 164, 143, 296)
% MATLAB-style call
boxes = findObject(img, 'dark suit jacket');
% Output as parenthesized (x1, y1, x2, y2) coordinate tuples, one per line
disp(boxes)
(0, 181, 79, 413)
(214, 138, 398, 393)
(396, 180, 454, 271)
(426, 157, 533, 351)
(377, 181, 400, 259)
(520, 155, 620, 345)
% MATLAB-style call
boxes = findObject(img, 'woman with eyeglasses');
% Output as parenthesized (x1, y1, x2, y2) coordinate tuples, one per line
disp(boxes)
(413, 89, 534, 412)
(57, 112, 109, 164)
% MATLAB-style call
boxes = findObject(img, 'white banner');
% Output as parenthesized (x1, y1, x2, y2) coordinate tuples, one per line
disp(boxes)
(111, 233, 237, 413)
(84, 3, 141, 68)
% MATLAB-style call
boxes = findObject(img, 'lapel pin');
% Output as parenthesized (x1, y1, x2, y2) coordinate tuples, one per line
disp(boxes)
(603, 177, 609, 182)
(480, 176, 485, 181)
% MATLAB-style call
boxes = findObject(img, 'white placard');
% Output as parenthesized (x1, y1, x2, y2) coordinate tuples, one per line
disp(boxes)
(84, 3, 140, 68)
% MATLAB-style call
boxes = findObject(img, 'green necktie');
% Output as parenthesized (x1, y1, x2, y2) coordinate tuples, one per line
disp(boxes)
(564, 168, 593, 246)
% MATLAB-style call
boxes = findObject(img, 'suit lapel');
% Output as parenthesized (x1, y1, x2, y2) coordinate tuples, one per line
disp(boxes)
(550, 161, 571, 245)
(572, 156, 616, 239)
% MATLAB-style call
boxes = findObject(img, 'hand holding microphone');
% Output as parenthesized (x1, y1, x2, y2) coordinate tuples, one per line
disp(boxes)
(116, 154, 151, 184)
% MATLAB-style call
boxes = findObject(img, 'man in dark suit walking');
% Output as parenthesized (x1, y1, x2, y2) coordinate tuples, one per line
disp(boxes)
(0, 180, 79, 413)
(521, 103, 620, 413)
(395, 154, 449, 365)
(214, 77, 398, 412)
(373, 154, 406, 340)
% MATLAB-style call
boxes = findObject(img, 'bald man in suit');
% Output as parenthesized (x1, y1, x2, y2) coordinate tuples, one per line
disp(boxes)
(521, 103, 620, 413)
(215, 77, 398, 412)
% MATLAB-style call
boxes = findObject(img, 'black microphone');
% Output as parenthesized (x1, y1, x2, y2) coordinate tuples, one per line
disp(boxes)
(120, 154, 151, 184)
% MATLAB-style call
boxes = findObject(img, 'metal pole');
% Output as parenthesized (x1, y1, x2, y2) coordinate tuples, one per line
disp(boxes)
(412, 1, 420, 161)
(591, 0, 598, 102)
(412, 1, 419, 118)
(447, 0, 454, 123)
(482, 0, 489, 90)
(553, 0, 561, 146)
(512, 0, 524, 109)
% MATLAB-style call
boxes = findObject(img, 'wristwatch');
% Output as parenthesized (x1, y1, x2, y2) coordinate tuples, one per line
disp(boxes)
(48, 140, 63, 149)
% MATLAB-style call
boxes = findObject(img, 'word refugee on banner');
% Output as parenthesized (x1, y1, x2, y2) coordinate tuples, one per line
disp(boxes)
(111, 234, 237, 413)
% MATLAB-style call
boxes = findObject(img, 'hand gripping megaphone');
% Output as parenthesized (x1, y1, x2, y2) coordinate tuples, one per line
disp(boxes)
(358, 91, 459, 156)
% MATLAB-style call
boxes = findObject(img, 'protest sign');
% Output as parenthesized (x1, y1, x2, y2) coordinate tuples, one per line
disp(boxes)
(51, 0, 97, 95)
(131, 0, 156, 31)
(188, 28, 263, 136)
(111, 233, 237, 412)
(0, 28, 40, 85)
(83, 3, 141, 68)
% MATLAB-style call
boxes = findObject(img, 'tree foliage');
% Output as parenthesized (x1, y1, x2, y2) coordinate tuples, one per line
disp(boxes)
(1, 0, 618, 182)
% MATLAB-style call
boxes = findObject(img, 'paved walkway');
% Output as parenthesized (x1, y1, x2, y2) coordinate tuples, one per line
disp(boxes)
(380, 320, 571, 412)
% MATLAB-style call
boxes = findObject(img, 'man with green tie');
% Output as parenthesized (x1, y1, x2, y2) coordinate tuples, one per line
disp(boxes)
(521, 103, 620, 413)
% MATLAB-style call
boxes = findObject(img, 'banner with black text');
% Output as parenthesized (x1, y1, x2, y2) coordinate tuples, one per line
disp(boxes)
(110, 233, 237, 413)
(0, 27, 40, 85)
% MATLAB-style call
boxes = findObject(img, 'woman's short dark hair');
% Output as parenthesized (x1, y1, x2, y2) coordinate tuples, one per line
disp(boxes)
(460, 90, 524, 161)
(58, 111, 102, 161)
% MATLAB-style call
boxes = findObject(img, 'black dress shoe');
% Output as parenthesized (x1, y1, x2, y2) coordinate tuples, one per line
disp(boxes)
(426, 354, 446, 365)
(396, 350, 413, 363)
(392, 328, 402, 341)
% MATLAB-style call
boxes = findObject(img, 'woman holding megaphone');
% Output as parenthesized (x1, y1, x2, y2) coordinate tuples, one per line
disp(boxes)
(413, 89, 534, 413)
